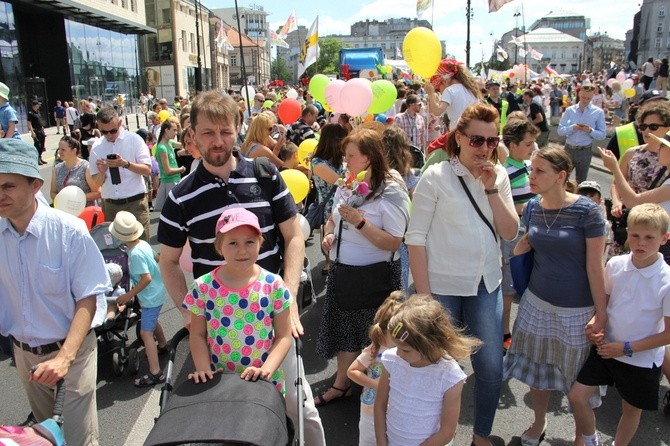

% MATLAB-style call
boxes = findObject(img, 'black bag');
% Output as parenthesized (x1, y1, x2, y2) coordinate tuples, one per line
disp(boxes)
(304, 185, 336, 232)
(329, 220, 395, 310)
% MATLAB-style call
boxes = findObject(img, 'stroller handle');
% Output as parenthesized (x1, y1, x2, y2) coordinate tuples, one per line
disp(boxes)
(52, 380, 66, 425)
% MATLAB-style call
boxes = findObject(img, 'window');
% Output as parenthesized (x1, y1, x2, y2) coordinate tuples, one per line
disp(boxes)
(656, 37, 662, 49)
(660, 6, 666, 17)
(190, 33, 195, 53)
(181, 30, 186, 52)
(130, 0, 135, 11)
(145, 0, 156, 26)
(230, 55, 237, 66)
(659, 22, 664, 33)
(667, 36, 670, 48)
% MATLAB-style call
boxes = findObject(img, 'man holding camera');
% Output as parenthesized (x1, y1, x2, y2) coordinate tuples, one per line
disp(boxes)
(89, 107, 152, 241)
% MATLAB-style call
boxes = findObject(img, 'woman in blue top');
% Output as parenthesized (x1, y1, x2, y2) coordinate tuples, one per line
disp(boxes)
(311, 123, 348, 274)
(503, 146, 607, 446)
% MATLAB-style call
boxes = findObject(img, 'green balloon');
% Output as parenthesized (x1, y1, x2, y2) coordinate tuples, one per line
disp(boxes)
(368, 80, 397, 114)
(309, 74, 330, 104)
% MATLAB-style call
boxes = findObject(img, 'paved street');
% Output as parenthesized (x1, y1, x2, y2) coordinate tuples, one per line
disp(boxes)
(0, 121, 668, 445)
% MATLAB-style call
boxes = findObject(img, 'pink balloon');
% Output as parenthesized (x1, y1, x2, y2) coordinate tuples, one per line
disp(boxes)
(606, 78, 617, 88)
(615, 71, 626, 83)
(340, 78, 373, 117)
(179, 240, 193, 273)
(325, 79, 346, 113)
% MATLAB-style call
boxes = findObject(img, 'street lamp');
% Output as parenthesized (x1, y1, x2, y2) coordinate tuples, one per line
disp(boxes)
(513, 9, 521, 65)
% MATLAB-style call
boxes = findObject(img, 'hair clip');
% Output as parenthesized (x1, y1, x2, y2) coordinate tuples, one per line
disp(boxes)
(391, 322, 409, 342)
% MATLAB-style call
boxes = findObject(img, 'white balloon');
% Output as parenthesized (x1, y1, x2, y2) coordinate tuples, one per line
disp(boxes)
(622, 79, 634, 90)
(54, 185, 86, 216)
(297, 213, 311, 241)
(286, 88, 299, 100)
(241, 85, 256, 104)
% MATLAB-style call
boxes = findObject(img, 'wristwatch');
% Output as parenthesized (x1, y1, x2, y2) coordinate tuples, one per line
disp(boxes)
(356, 218, 367, 230)
(485, 188, 498, 195)
(123, 160, 131, 169)
(623, 341, 633, 357)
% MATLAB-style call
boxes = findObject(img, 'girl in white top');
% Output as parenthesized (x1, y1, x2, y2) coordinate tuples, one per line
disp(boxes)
(347, 291, 404, 446)
(424, 58, 481, 131)
(374, 294, 481, 446)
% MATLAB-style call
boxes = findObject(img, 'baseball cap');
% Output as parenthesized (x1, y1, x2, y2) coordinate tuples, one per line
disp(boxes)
(215, 208, 261, 235)
(577, 180, 601, 194)
(31, 99, 41, 105)
(638, 89, 668, 106)
(0, 139, 43, 181)
(486, 80, 500, 88)
(0, 82, 9, 101)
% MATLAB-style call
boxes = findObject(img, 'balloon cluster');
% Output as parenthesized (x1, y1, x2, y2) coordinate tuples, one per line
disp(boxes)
(607, 72, 636, 98)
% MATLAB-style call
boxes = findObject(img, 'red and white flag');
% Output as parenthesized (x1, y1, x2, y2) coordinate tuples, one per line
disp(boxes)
(279, 10, 297, 38)
(545, 64, 559, 76)
(489, 0, 515, 13)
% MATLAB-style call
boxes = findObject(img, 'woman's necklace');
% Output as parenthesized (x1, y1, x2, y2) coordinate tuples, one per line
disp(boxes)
(541, 200, 564, 233)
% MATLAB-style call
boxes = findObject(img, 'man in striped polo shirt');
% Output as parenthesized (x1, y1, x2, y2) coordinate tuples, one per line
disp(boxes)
(500, 119, 540, 353)
(157, 90, 326, 446)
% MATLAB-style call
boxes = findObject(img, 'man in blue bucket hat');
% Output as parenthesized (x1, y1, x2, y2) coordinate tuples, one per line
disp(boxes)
(0, 138, 110, 445)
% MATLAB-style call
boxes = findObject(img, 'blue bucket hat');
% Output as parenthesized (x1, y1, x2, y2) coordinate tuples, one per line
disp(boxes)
(0, 139, 43, 181)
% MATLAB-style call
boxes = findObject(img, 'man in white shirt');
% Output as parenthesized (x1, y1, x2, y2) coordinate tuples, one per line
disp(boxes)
(89, 107, 152, 240)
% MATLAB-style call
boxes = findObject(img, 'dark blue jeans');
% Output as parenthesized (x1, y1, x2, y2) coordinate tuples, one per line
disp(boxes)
(435, 280, 503, 438)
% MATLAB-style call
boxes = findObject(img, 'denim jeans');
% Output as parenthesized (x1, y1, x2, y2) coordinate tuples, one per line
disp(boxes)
(435, 280, 503, 438)
(399, 242, 409, 292)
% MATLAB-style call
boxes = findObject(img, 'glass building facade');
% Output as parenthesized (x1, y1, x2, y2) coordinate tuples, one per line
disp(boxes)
(65, 20, 140, 103)
(0, 2, 27, 131)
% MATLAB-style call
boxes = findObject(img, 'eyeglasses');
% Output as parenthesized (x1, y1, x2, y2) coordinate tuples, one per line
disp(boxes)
(581, 85, 596, 92)
(100, 128, 119, 135)
(465, 134, 500, 149)
(639, 123, 667, 131)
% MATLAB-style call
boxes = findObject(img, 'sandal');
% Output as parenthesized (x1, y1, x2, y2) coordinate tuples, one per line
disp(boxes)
(314, 384, 352, 407)
(134, 371, 165, 387)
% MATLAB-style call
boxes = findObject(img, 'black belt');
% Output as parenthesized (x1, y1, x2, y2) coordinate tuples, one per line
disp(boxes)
(565, 144, 591, 150)
(13, 337, 66, 356)
(104, 192, 145, 205)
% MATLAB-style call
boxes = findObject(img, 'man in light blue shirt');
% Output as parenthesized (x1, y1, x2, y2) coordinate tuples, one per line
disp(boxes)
(557, 84, 607, 182)
(0, 139, 110, 445)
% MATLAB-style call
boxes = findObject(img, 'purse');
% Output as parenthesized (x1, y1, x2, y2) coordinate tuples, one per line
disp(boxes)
(304, 185, 337, 232)
(510, 199, 535, 296)
(329, 220, 395, 310)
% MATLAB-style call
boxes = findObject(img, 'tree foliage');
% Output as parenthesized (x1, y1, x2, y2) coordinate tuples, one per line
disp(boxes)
(302, 37, 345, 77)
(271, 57, 293, 82)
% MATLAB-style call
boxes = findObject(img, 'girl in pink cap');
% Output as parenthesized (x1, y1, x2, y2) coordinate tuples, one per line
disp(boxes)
(183, 207, 293, 393)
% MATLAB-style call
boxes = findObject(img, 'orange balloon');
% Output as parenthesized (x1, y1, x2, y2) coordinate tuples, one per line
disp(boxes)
(78, 206, 105, 231)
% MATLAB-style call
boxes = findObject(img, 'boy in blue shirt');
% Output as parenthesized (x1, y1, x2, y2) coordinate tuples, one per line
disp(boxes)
(0, 82, 21, 139)
(109, 211, 168, 387)
(568, 203, 670, 446)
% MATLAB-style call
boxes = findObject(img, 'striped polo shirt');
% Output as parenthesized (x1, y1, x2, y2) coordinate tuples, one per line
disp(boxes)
(157, 151, 298, 278)
(503, 157, 535, 212)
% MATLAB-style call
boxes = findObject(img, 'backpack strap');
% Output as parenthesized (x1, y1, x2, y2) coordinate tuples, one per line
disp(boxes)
(252, 157, 275, 202)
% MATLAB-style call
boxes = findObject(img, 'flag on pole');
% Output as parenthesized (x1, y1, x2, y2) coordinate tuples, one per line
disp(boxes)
(298, 17, 319, 77)
(530, 49, 544, 61)
(518, 47, 527, 58)
(417, 0, 432, 18)
(279, 10, 297, 38)
(496, 45, 508, 62)
(545, 64, 559, 76)
(395, 45, 402, 59)
(214, 20, 234, 52)
(509, 35, 523, 47)
(270, 30, 290, 48)
(489, 0, 515, 13)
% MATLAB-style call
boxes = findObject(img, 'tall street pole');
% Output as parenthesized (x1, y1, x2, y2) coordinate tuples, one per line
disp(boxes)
(466, 0, 472, 67)
(194, 0, 203, 91)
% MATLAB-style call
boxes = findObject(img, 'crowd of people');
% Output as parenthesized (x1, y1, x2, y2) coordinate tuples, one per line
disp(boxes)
(1, 56, 670, 446)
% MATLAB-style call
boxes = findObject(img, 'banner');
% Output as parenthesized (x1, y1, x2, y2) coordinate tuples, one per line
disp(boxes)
(214, 20, 234, 51)
(279, 10, 297, 38)
(270, 30, 290, 48)
(489, 0, 515, 13)
(496, 45, 508, 62)
(417, 0, 432, 18)
(298, 17, 319, 77)
(545, 64, 559, 76)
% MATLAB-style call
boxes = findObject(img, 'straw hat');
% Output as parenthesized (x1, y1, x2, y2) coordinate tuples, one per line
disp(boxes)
(109, 211, 144, 242)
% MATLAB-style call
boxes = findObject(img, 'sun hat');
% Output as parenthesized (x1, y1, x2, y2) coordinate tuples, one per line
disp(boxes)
(109, 211, 144, 242)
(0, 139, 43, 181)
(215, 207, 261, 235)
(577, 180, 601, 194)
(0, 82, 9, 101)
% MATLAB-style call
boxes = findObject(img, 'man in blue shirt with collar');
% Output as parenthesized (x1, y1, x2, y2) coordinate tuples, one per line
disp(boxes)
(558, 83, 607, 183)
(0, 139, 110, 445)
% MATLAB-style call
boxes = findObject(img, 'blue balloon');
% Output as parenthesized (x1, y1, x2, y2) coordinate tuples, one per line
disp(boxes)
(375, 114, 388, 124)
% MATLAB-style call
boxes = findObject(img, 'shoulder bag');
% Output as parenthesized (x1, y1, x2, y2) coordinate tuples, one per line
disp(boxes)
(304, 185, 337, 232)
(329, 219, 395, 311)
(509, 199, 535, 296)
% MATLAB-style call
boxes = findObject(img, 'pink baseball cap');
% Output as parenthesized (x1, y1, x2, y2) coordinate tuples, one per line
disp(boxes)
(215, 208, 262, 235)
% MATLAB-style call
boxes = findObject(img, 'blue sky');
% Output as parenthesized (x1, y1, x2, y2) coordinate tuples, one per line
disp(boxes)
(204, 0, 641, 65)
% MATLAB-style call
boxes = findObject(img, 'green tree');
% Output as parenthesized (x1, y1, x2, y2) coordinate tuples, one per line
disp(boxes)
(302, 37, 345, 78)
(271, 57, 292, 83)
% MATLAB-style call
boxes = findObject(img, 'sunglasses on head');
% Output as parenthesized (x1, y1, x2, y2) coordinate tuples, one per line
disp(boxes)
(639, 123, 666, 131)
(100, 128, 119, 135)
(465, 134, 500, 149)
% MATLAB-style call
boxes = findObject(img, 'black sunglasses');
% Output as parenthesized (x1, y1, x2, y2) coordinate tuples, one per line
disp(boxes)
(465, 134, 500, 149)
(100, 128, 119, 135)
(639, 123, 667, 131)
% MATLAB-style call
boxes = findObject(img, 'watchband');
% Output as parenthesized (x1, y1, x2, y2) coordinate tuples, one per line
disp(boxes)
(124, 160, 131, 169)
(356, 218, 366, 230)
(485, 188, 499, 195)
(623, 341, 633, 357)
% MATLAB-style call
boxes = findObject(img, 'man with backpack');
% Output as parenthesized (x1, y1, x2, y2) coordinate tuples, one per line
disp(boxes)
(157, 90, 326, 446)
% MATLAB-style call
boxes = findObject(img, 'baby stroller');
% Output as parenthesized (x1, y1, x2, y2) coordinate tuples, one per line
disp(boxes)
(144, 328, 303, 446)
(90, 221, 142, 376)
(0, 380, 66, 445)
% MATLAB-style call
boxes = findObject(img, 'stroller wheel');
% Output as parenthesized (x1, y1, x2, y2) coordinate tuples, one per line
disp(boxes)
(128, 348, 140, 375)
(112, 351, 125, 376)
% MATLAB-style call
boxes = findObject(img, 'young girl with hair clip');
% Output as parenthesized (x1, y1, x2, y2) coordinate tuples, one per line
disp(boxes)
(347, 291, 406, 446)
(374, 294, 482, 446)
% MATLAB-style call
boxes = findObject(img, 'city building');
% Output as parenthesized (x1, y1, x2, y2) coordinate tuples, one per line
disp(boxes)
(633, 0, 670, 65)
(1, 0, 153, 132)
(516, 27, 584, 75)
(529, 10, 589, 41)
(224, 25, 270, 89)
(584, 32, 625, 74)
(141, 0, 213, 100)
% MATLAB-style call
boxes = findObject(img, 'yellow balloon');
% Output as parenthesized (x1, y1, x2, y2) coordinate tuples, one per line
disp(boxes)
(624, 88, 636, 98)
(297, 138, 318, 168)
(403, 27, 442, 78)
(280, 169, 310, 203)
(157, 110, 170, 123)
